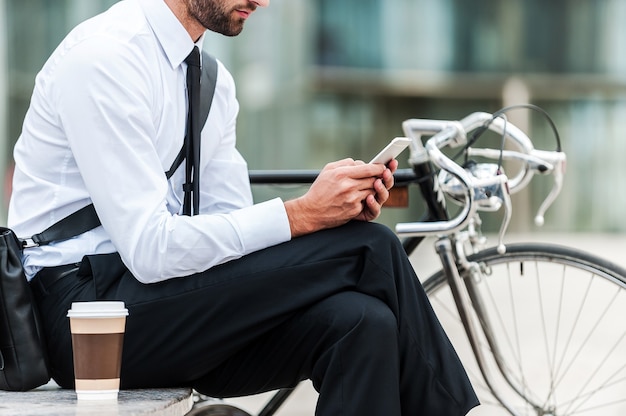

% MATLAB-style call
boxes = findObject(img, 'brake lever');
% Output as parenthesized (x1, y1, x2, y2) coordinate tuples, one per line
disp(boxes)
(532, 150, 567, 226)
(492, 173, 511, 254)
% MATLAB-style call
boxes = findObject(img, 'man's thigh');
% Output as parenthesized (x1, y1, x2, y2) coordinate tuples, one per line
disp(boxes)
(112, 221, 401, 387)
(190, 290, 397, 398)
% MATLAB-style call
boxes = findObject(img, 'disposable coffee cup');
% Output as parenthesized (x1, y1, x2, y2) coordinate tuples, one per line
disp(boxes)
(67, 301, 129, 401)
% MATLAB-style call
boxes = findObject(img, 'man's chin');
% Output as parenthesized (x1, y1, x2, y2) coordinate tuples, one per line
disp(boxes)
(211, 23, 245, 37)
(207, 19, 246, 37)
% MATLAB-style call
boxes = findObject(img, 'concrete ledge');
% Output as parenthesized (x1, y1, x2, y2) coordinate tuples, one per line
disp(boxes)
(0, 382, 193, 416)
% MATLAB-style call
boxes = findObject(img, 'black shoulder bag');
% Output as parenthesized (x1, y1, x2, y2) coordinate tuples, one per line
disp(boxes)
(0, 52, 218, 391)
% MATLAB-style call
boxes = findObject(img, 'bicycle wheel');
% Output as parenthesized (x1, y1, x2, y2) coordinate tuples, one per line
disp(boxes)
(423, 243, 626, 416)
(187, 402, 252, 416)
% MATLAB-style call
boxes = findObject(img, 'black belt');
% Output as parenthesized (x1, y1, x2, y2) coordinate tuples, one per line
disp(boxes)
(30, 263, 81, 296)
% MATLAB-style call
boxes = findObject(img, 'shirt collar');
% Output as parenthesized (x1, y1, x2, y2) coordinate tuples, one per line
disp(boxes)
(139, 0, 206, 69)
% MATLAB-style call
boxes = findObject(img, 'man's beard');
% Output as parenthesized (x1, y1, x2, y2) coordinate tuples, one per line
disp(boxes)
(187, 0, 250, 37)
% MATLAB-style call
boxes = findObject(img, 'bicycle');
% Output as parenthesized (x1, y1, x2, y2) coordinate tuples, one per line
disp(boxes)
(190, 106, 626, 416)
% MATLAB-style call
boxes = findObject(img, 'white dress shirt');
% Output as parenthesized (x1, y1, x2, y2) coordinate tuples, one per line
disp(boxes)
(8, 0, 291, 283)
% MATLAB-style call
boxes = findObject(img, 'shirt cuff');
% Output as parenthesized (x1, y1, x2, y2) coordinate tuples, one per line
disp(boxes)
(229, 197, 291, 253)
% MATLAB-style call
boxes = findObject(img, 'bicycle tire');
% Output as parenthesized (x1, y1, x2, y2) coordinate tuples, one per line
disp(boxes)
(422, 243, 626, 416)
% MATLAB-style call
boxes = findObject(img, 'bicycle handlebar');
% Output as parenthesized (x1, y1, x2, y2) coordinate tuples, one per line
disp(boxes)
(403, 112, 536, 193)
(397, 112, 566, 249)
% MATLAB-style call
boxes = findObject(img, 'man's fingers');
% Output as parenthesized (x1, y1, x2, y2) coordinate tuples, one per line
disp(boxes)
(364, 194, 382, 219)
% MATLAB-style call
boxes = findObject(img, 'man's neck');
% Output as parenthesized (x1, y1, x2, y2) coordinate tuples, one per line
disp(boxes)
(163, 0, 205, 42)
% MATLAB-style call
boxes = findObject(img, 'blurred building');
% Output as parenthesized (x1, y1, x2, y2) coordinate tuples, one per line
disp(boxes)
(3, 0, 626, 233)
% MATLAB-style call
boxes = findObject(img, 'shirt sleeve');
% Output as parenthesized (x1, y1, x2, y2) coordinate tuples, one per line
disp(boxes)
(50, 36, 291, 283)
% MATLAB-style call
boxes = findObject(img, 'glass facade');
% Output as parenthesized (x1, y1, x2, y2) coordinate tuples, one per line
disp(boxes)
(310, 0, 626, 74)
(2, 0, 626, 233)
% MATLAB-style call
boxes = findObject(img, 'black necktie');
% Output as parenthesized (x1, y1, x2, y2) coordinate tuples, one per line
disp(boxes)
(183, 46, 201, 216)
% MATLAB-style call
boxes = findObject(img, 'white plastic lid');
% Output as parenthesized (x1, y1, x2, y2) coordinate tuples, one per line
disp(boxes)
(67, 301, 129, 318)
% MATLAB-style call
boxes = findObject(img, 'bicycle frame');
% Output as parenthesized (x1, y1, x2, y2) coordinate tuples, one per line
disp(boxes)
(395, 116, 553, 415)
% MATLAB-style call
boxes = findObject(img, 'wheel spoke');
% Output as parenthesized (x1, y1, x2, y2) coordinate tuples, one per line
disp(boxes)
(556, 280, 619, 389)
(536, 261, 560, 412)
(553, 275, 594, 385)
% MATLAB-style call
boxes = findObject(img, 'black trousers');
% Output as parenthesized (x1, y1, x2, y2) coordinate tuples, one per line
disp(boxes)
(31, 221, 478, 415)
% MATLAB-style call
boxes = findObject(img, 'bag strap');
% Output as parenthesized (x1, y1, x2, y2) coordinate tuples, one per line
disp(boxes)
(24, 52, 219, 248)
(27, 204, 100, 247)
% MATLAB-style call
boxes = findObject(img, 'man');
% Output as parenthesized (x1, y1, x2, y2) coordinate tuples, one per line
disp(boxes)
(8, 0, 479, 414)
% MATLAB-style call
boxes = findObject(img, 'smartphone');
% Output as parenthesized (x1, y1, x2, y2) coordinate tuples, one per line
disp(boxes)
(369, 137, 412, 164)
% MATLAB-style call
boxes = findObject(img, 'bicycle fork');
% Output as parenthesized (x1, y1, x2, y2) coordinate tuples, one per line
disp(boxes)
(435, 237, 525, 416)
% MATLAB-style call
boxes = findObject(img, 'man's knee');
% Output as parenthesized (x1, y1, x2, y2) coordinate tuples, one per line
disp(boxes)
(316, 291, 398, 347)
(340, 221, 404, 257)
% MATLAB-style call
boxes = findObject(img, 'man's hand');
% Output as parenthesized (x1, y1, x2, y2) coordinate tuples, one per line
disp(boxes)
(284, 158, 398, 238)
